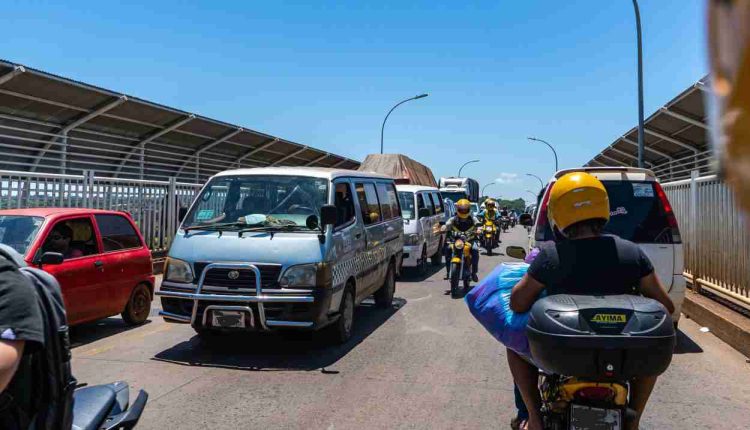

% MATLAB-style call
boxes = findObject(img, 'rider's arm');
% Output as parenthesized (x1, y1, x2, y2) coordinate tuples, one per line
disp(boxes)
(0, 340, 24, 392)
(510, 273, 546, 313)
(639, 273, 675, 314)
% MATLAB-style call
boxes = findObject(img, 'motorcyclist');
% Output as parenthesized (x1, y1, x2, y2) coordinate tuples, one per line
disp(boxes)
(499, 206, 510, 217)
(478, 199, 501, 241)
(442, 199, 481, 282)
(505, 172, 675, 430)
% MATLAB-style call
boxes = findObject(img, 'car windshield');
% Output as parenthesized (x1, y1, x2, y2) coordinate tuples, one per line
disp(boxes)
(183, 175, 330, 231)
(0, 215, 44, 256)
(470, 203, 479, 214)
(441, 191, 466, 203)
(539, 180, 673, 243)
(397, 192, 415, 220)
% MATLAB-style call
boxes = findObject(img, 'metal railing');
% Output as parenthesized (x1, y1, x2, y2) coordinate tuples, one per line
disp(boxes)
(0, 169, 201, 252)
(651, 150, 714, 183)
(663, 172, 750, 311)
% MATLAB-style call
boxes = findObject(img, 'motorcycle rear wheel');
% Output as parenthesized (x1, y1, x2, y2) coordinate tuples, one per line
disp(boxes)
(450, 267, 461, 298)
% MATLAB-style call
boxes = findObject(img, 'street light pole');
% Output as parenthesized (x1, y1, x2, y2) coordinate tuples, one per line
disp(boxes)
(457, 159, 479, 177)
(380, 93, 429, 154)
(632, 0, 645, 168)
(481, 182, 496, 196)
(527, 137, 559, 172)
(525, 173, 544, 188)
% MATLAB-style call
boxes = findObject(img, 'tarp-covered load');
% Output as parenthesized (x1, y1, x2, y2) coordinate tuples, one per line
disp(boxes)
(358, 154, 438, 187)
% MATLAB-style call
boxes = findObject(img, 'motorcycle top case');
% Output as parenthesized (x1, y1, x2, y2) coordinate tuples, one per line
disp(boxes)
(527, 294, 676, 379)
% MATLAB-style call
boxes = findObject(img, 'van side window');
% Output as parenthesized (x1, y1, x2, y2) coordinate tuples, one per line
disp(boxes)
(387, 183, 401, 218)
(417, 193, 425, 211)
(431, 192, 443, 214)
(375, 183, 393, 220)
(422, 192, 435, 216)
(355, 182, 381, 225)
(334, 182, 356, 228)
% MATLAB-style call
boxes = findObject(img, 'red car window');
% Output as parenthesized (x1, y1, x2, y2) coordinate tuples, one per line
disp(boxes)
(43, 217, 99, 260)
(95, 215, 142, 252)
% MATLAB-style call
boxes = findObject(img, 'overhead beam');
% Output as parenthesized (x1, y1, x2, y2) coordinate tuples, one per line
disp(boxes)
(588, 159, 606, 167)
(173, 127, 243, 177)
(618, 137, 673, 160)
(644, 128, 699, 153)
(115, 114, 195, 174)
(270, 146, 309, 166)
(30, 95, 128, 171)
(235, 138, 279, 166)
(597, 154, 629, 166)
(605, 147, 652, 167)
(659, 107, 707, 129)
(331, 159, 349, 168)
(0, 65, 25, 86)
(306, 153, 330, 166)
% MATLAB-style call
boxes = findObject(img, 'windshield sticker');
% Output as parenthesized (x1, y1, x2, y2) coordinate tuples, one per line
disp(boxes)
(610, 206, 628, 216)
(633, 183, 654, 198)
(196, 209, 215, 221)
(244, 214, 267, 225)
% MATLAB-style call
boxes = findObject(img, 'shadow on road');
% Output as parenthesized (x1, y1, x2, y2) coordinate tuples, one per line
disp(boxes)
(673, 329, 703, 354)
(399, 263, 443, 283)
(151, 298, 407, 372)
(70, 317, 151, 349)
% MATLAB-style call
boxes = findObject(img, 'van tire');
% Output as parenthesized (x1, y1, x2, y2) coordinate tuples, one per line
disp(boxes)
(374, 263, 395, 308)
(121, 283, 151, 326)
(327, 286, 354, 344)
(431, 240, 443, 266)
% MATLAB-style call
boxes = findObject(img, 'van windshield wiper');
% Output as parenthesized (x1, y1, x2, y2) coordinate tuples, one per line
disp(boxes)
(237, 224, 311, 236)
(183, 221, 247, 232)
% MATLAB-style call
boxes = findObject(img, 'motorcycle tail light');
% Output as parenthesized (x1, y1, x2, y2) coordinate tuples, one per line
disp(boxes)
(574, 386, 615, 402)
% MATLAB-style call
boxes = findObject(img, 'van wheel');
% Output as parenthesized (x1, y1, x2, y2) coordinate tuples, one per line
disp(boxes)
(417, 246, 428, 275)
(431, 240, 443, 266)
(327, 287, 354, 344)
(374, 263, 395, 308)
(121, 284, 151, 325)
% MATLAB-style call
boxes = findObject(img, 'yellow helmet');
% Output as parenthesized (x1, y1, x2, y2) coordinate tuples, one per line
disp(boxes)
(548, 172, 610, 233)
(708, 0, 750, 214)
(485, 199, 496, 209)
(456, 199, 471, 219)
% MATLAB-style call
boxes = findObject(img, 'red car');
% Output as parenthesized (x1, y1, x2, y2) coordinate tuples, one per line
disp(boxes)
(0, 208, 155, 326)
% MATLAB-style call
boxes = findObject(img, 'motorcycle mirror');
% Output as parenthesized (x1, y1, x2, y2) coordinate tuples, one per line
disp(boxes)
(306, 215, 319, 230)
(505, 246, 527, 260)
(519, 213, 533, 227)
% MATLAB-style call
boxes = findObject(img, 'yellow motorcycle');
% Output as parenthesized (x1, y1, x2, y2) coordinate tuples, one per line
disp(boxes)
(447, 233, 473, 298)
(480, 219, 497, 255)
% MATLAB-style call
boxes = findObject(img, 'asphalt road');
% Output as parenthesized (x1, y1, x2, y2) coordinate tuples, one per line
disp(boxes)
(71, 226, 750, 429)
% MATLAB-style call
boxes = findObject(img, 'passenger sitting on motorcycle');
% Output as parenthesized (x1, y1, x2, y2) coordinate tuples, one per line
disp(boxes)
(506, 172, 675, 430)
(443, 199, 481, 282)
(478, 199, 501, 240)
(499, 206, 509, 217)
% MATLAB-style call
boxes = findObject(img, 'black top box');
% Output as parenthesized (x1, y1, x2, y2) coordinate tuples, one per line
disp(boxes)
(526, 294, 675, 379)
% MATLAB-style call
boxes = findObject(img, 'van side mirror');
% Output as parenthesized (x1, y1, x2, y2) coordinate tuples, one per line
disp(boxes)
(505, 246, 527, 260)
(178, 207, 188, 223)
(519, 213, 533, 226)
(40, 252, 64, 266)
(320, 205, 338, 226)
(418, 208, 431, 219)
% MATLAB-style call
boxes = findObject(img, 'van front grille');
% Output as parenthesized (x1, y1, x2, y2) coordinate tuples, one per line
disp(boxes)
(193, 262, 281, 292)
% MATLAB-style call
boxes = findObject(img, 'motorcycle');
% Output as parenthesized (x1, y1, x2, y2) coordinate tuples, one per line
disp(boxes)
(510, 216, 517, 228)
(446, 233, 474, 298)
(500, 216, 510, 232)
(526, 294, 675, 430)
(480, 220, 497, 255)
(73, 381, 148, 430)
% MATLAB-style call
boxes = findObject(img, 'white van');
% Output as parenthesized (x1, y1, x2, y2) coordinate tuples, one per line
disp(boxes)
(396, 185, 445, 273)
(523, 167, 686, 324)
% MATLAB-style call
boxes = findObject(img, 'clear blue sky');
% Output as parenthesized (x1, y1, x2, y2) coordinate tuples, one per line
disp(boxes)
(2, 0, 706, 203)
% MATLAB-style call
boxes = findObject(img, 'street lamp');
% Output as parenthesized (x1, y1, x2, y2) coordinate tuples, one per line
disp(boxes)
(380, 93, 429, 154)
(525, 173, 544, 188)
(527, 137, 558, 172)
(481, 182, 496, 196)
(458, 159, 479, 177)
(632, 0, 645, 168)
(525, 189, 539, 199)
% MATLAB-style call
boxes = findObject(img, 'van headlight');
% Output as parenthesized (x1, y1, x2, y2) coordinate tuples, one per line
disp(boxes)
(279, 264, 318, 288)
(164, 257, 194, 283)
(405, 233, 421, 246)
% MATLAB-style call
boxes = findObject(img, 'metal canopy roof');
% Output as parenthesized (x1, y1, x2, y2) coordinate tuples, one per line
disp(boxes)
(0, 59, 360, 183)
(585, 77, 711, 182)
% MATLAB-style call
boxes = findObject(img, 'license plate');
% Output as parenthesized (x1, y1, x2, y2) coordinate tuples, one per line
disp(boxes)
(211, 310, 246, 328)
(569, 404, 621, 430)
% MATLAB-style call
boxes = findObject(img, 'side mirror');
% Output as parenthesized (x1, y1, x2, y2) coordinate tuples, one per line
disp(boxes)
(418, 208, 431, 219)
(320, 204, 338, 226)
(40, 252, 64, 266)
(505, 246, 527, 260)
(178, 207, 188, 223)
(519, 213, 533, 227)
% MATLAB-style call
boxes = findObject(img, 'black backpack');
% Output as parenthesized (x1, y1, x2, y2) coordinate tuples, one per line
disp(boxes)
(0, 245, 76, 430)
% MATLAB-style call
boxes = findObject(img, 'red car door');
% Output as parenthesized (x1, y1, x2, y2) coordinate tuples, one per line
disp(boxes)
(39, 215, 107, 325)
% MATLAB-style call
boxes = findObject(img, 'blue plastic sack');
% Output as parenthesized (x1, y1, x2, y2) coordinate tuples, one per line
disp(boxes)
(464, 262, 539, 357)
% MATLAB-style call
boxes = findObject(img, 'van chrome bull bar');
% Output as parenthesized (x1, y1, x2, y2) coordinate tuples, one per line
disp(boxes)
(156, 263, 315, 329)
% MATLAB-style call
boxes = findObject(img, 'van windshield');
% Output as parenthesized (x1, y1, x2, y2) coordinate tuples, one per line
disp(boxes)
(398, 192, 415, 220)
(441, 191, 467, 203)
(0, 215, 44, 256)
(539, 180, 674, 243)
(183, 175, 330, 231)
